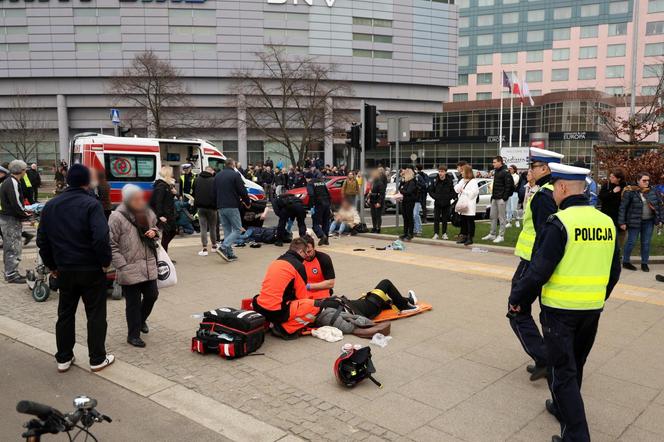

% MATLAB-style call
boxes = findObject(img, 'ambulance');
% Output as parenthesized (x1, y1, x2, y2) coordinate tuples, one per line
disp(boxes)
(70, 133, 264, 205)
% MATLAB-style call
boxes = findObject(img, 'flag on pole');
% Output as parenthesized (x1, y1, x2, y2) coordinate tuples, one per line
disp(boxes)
(502, 71, 512, 92)
(511, 73, 521, 97)
(521, 81, 535, 106)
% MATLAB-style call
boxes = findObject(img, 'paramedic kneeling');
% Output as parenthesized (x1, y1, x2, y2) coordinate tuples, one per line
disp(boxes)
(301, 235, 335, 299)
(252, 238, 326, 339)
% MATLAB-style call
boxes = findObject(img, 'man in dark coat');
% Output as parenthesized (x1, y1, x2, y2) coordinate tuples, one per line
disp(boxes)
(213, 158, 250, 261)
(37, 164, 115, 373)
(429, 165, 455, 240)
(192, 166, 218, 255)
(483, 156, 514, 243)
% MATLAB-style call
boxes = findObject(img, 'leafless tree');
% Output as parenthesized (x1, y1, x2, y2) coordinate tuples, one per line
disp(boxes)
(108, 51, 192, 138)
(595, 61, 664, 144)
(0, 91, 48, 162)
(232, 45, 353, 167)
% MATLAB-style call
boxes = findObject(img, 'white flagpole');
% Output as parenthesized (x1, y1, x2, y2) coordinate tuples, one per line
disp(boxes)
(499, 83, 504, 151)
(509, 72, 514, 148)
(518, 100, 523, 148)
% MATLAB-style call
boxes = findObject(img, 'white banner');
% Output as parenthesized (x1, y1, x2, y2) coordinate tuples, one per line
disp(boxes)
(500, 147, 529, 170)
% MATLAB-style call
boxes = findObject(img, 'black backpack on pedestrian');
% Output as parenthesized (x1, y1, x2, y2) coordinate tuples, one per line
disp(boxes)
(191, 308, 266, 360)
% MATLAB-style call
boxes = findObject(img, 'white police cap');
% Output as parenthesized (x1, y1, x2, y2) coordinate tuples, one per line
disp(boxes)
(181, 163, 193, 169)
(529, 147, 564, 164)
(549, 163, 590, 181)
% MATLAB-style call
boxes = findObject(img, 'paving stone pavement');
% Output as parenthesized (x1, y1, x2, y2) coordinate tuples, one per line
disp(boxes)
(3, 235, 664, 441)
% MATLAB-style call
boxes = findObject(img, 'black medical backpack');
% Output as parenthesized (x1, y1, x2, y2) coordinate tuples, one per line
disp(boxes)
(191, 308, 266, 360)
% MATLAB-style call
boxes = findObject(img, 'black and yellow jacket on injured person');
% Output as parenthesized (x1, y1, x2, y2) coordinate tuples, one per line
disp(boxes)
(347, 289, 399, 320)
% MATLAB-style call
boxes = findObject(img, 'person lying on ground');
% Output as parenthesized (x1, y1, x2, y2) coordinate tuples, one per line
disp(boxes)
(328, 199, 360, 237)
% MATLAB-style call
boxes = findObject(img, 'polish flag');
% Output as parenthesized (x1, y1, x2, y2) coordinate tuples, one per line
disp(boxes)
(511, 73, 522, 97)
(521, 81, 535, 106)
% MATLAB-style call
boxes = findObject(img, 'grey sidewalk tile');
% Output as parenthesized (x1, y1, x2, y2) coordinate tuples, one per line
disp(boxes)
(409, 425, 465, 442)
(429, 401, 525, 442)
(584, 395, 643, 437)
(583, 372, 660, 410)
(463, 341, 530, 372)
(351, 392, 442, 434)
(619, 425, 663, 442)
(598, 350, 664, 389)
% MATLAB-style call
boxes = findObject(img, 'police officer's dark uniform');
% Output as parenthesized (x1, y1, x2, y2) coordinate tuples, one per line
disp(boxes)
(179, 164, 196, 197)
(307, 174, 331, 246)
(273, 192, 307, 247)
(509, 148, 563, 381)
(509, 163, 621, 442)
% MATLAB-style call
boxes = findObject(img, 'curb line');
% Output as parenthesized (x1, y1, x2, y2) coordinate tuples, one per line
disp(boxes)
(0, 315, 296, 442)
(359, 233, 664, 263)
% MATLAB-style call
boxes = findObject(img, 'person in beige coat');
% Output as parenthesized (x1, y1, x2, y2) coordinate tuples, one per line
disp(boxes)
(108, 184, 160, 348)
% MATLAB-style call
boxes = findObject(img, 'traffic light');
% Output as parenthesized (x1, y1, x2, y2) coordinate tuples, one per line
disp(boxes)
(364, 103, 378, 151)
(345, 123, 361, 150)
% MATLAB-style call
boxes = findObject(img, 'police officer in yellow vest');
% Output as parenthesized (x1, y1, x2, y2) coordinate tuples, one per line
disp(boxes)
(509, 163, 621, 442)
(509, 147, 564, 382)
(179, 163, 196, 198)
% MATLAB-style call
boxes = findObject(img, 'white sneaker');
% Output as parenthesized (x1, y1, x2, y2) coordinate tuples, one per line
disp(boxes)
(407, 290, 418, 305)
(90, 354, 115, 372)
(505, 223, 512, 228)
(493, 236, 504, 244)
(516, 221, 521, 227)
(198, 249, 208, 256)
(432, 234, 439, 240)
(399, 304, 420, 315)
(442, 233, 449, 240)
(482, 234, 496, 241)
(57, 356, 75, 373)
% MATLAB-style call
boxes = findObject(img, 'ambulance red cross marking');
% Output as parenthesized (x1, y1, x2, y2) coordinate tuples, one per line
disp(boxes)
(112, 157, 132, 176)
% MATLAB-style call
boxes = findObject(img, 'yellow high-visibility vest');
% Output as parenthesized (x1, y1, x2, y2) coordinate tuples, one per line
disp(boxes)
(514, 182, 554, 261)
(23, 174, 32, 188)
(180, 173, 196, 191)
(541, 205, 615, 311)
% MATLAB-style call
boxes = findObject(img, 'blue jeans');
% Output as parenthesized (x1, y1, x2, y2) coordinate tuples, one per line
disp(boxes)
(329, 221, 348, 235)
(218, 208, 242, 255)
(413, 202, 422, 234)
(623, 219, 655, 265)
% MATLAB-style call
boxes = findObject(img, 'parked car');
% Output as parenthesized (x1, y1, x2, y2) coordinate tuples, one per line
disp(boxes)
(287, 176, 369, 208)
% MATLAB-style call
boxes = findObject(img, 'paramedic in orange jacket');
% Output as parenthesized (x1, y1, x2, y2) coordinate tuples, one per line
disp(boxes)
(252, 238, 324, 339)
(301, 235, 336, 300)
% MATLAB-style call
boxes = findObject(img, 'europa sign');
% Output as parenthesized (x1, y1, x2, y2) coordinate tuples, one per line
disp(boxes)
(267, 0, 336, 6)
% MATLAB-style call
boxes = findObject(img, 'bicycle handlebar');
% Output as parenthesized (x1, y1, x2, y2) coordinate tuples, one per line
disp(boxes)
(16, 401, 57, 420)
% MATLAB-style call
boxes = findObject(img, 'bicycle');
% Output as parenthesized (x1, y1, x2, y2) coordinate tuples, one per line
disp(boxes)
(17, 395, 111, 441)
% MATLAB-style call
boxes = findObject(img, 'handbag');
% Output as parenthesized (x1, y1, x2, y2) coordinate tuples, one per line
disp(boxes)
(454, 180, 471, 213)
(156, 244, 177, 288)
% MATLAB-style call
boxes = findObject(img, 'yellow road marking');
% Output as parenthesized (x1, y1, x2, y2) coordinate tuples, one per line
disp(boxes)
(328, 245, 664, 307)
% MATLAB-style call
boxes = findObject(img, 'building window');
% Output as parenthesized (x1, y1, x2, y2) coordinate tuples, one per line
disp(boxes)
(502, 12, 519, 25)
(579, 46, 597, 59)
(554, 7, 572, 20)
(352, 33, 392, 43)
(642, 86, 658, 95)
(553, 28, 571, 41)
(476, 92, 492, 100)
(648, 0, 664, 13)
(527, 50, 543, 62)
(458, 73, 469, 85)
(352, 49, 392, 59)
(352, 17, 393, 28)
(502, 32, 518, 44)
(5, 43, 29, 52)
(526, 70, 543, 82)
(606, 86, 624, 95)
(503, 0, 518, 3)
(477, 73, 493, 84)
(580, 25, 598, 38)
(527, 30, 545, 42)
(552, 48, 570, 61)
(457, 0, 469, 8)
(477, 53, 493, 65)
(609, 1, 629, 14)
(645, 42, 664, 56)
(578, 67, 596, 80)
(643, 64, 663, 78)
(73, 8, 120, 17)
(606, 65, 625, 78)
(552, 68, 569, 81)
(477, 34, 494, 46)
(1, 26, 27, 36)
(607, 44, 626, 57)
(646, 21, 664, 35)
(453, 93, 468, 102)
(459, 17, 469, 28)
(501, 52, 518, 64)
(528, 10, 546, 22)
(477, 14, 494, 26)
(580, 4, 600, 17)
(459, 36, 470, 47)
(478, 0, 494, 6)
(458, 55, 469, 67)
(608, 23, 628, 36)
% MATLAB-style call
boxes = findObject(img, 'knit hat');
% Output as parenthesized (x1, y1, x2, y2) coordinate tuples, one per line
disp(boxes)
(0, 165, 9, 175)
(66, 164, 91, 187)
(122, 183, 143, 202)
(8, 160, 27, 174)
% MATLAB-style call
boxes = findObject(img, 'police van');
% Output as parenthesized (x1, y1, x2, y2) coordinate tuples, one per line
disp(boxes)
(70, 133, 264, 205)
